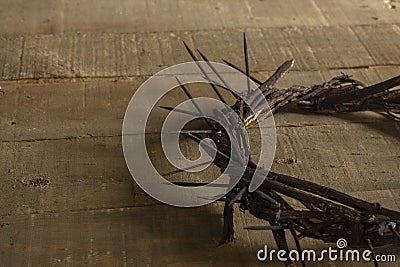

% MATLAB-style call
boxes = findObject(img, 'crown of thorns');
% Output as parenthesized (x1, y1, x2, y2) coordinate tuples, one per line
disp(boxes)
(158, 33, 400, 267)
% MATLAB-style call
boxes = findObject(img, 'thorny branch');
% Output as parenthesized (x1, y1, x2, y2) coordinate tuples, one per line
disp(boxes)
(165, 35, 400, 266)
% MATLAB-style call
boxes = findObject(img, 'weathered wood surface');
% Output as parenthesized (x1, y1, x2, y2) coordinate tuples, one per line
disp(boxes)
(1, 23, 400, 80)
(0, 0, 399, 266)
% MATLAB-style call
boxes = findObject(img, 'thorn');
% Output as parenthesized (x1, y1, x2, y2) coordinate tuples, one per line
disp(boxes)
(182, 41, 199, 61)
(243, 32, 251, 94)
(255, 190, 279, 206)
(161, 160, 213, 176)
(182, 42, 228, 104)
(158, 105, 201, 117)
(244, 225, 283, 231)
(197, 194, 227, 201)
(197, 49, 231, 90)
(367, 239, 379, 267)
(167, 181, 208, 186)
(222, 59, 262, 85)
(200, 75, 241, 97)
(288, 219, 307, 267)
(175, 77, 217, 131)
(196, 49, 236, 101)
(177, 130, 216, 134)
(167, 182, 233, 193)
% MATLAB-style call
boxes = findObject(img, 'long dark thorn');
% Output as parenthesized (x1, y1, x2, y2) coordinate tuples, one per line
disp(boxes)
(256, 190, 279, 207)
(177, 130, 215, 134)
(161, 160, 213, 176)
(243, 32, 251, 94)
(175, 77, 217, 131)
(161, 129, 216, 138)
(200, 76, 241, 96)
(288, 219, 307, 267)
(168, 181, 229, 188)
(199, 196, 241, 202)
(367, 239, 379, 267)
(182, 41, 228, 104)
(197, 49, 231, 90)
(222, 59, 262, 85)
(159, 105, 202, 117)
(182, 41, 199, 60)
(244, 225, 283, 231)
(194, 51, 229, 104)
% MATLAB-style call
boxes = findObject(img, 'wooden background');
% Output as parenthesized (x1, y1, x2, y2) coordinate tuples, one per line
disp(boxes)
(0, 0, 399, 266)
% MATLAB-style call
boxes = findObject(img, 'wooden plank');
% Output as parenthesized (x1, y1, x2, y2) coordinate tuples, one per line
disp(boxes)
(1, 66, 399, 142)
(0, 205, 398, 266)
(0, 79, 139, 141)
(1, 115, 398, 215)
(19, 33, 140, 79)
(1, 2, 399, 265)
(270, 121, 400, 193)
(1, 1, 400, 35)
(0, 205, 240, 267)
(1, 24, 399, 80)
(0, 36, 23, 80)
(0, 137, 140, 216)
(1, 67, 398, 217)
(352, 24, 400, 66)
(314, 0, 400, 26)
